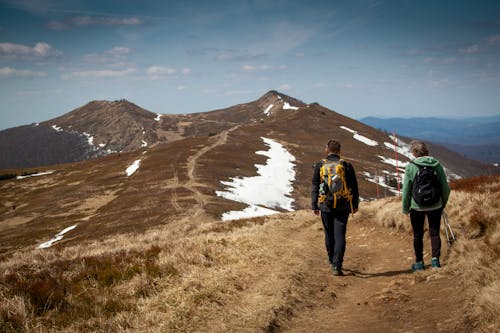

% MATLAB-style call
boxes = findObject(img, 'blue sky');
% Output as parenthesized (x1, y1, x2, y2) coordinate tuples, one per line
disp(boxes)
(1, 0, 500, 130)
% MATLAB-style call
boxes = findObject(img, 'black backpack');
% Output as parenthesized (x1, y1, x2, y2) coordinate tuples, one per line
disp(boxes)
(411, 162, 441, 206)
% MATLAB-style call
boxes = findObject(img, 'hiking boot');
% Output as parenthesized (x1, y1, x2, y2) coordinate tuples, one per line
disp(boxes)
(331, 265, 344, 276)
(411, 261, 425, 272)
(431, 257, 441, 268)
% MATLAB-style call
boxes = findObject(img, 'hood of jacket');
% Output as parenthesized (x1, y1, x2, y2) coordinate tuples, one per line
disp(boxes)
(412, 156, 440, 167)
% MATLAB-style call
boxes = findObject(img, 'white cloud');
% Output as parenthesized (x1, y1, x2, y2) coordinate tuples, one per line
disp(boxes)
(224, 90, 254, 96)
(0, 66, 46, 77)
(83, 46, 132, 65)
(431, 78, 450, 88)
(147, 66, 191, 79)
(488, 35, 500, 45)
(48, 16, 143, 29)
(63, 68, 135, 79)
(147, 66, 177, 79)
(340, 83, 353, 89)
(278, 84, 292, 91)
(459, 44, 479, 54)
(0, 42, 61, 60)
(108, 47, 131, 55)
(177, 85, 187, 90)
(242, 64, 271, 72)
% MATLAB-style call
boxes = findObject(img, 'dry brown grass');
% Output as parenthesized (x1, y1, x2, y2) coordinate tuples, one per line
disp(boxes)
(0, 211, 319, 332)
(362, 175, 500, 332)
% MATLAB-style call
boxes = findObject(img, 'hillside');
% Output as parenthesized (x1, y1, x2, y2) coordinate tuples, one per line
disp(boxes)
(1, 92, 495, 178)
(0, 91, 497, 255)
(1, 175, 498, 332)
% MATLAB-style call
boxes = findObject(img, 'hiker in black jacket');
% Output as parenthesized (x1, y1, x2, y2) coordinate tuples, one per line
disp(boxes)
(312, 140, 359, 276)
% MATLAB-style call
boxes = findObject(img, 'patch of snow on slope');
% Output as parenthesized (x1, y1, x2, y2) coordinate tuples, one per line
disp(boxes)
(283, 102, 299, 110)
(126, 159, 141, 176)
(340, 126, 378, 146)
(17, 171, 55, 180)
(82, 132, 94, 146)
(384, 135, 414, 160)
(221, 205, 279, 221)
(378, 155, 408, 170)
(362, 171, 399, 194)
(264, 104, 273, 116)
(216, 137, 296, 220)
(141, 140, 148, 148)
(51, 125, 63, 132)
(155, 113, 162, 122)
(38, 224, 77, 249)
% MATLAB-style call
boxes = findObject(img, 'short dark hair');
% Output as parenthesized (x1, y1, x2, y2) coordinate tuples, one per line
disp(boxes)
(327, 140, 341, 154)
(410, 140, 429, 157)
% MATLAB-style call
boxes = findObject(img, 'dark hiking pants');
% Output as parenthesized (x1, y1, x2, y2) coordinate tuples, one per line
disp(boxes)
(410, 208, 443, 262)
(320, 211, 349, 269)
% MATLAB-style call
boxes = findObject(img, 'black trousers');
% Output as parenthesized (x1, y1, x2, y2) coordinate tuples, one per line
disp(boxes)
(320, 211, 349, 268)
(410, 208, 442, 262)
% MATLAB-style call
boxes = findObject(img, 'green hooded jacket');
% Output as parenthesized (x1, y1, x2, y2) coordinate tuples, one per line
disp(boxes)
(402, 156, 451, 214)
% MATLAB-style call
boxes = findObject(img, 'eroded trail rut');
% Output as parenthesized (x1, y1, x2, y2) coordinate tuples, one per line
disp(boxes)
(282, 212, 465, 333)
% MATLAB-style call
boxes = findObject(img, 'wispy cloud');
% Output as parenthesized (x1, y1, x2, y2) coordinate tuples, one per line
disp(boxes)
(48, 16, 143, 30)
(146, 66, 192, 79)
(459, 44, 480, 54)
(83, 46, 132, 66)
(62, 68, 136, 79)
(488, 35, 500, 46)
(0, 66, 47, 77)
(0, 42, 62, 60)
(224, 89, 254, 96)
(241, 64, 271, 72)
(278, 84, 292, 91)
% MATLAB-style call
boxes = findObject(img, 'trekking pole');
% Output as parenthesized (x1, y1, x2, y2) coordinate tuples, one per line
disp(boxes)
(442, 211, 456, 246)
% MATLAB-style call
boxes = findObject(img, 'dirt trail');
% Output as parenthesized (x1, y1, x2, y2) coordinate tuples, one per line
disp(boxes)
(173, 126, 239, 217)
(282, 211, 466, 333)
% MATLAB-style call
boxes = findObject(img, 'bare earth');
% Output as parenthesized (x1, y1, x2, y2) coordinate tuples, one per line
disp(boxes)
(280, 211, 466, 333)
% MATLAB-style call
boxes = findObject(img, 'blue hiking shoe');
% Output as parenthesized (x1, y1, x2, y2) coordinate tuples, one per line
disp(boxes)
(411, 261, 425, 272)
(431, 257, 441, 268)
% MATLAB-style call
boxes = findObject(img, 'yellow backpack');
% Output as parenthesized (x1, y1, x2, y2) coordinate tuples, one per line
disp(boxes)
(318, 159, 354, 213)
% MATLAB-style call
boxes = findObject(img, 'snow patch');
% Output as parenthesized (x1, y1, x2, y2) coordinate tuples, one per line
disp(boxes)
(216, 137, 296, 220)
(98, 143, 106, 148)
(126, 159, 141, 176)
(340, 126, 378, 146)
(221, 205, 279, 221)
(51, 125, 63, 132)
(82, 132, 94, 146)
(283, 102, 299, 110)
(155, 113, 162, 122)
(17, 171, 55, 180)
(384, 136, 414, 160)
(377, 155, 408, 169)
(264, 104, 273, 116)
(362, 171, 399, 194)
(141, 140, 148, 148)
(38, 225, 77, 249)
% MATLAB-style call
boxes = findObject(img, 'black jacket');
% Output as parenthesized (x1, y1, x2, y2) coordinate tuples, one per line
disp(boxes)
(311, 154, 359, 213)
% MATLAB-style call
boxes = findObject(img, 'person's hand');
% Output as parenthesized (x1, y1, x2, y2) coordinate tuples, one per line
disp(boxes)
(313, 210, 320, 216)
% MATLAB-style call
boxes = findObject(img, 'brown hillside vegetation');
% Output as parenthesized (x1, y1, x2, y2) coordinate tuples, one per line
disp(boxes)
(1, 175, 498, 332)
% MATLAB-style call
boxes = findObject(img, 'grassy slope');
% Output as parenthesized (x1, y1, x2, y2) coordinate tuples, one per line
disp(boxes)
(1, 175, 498, 332)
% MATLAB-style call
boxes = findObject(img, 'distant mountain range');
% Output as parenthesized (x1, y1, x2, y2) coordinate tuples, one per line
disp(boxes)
(360, 116, 500, 164)
(0, 91, 497, 185)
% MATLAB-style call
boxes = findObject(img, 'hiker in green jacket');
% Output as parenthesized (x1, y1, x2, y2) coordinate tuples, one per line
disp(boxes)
(402, 140, 450, 271)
